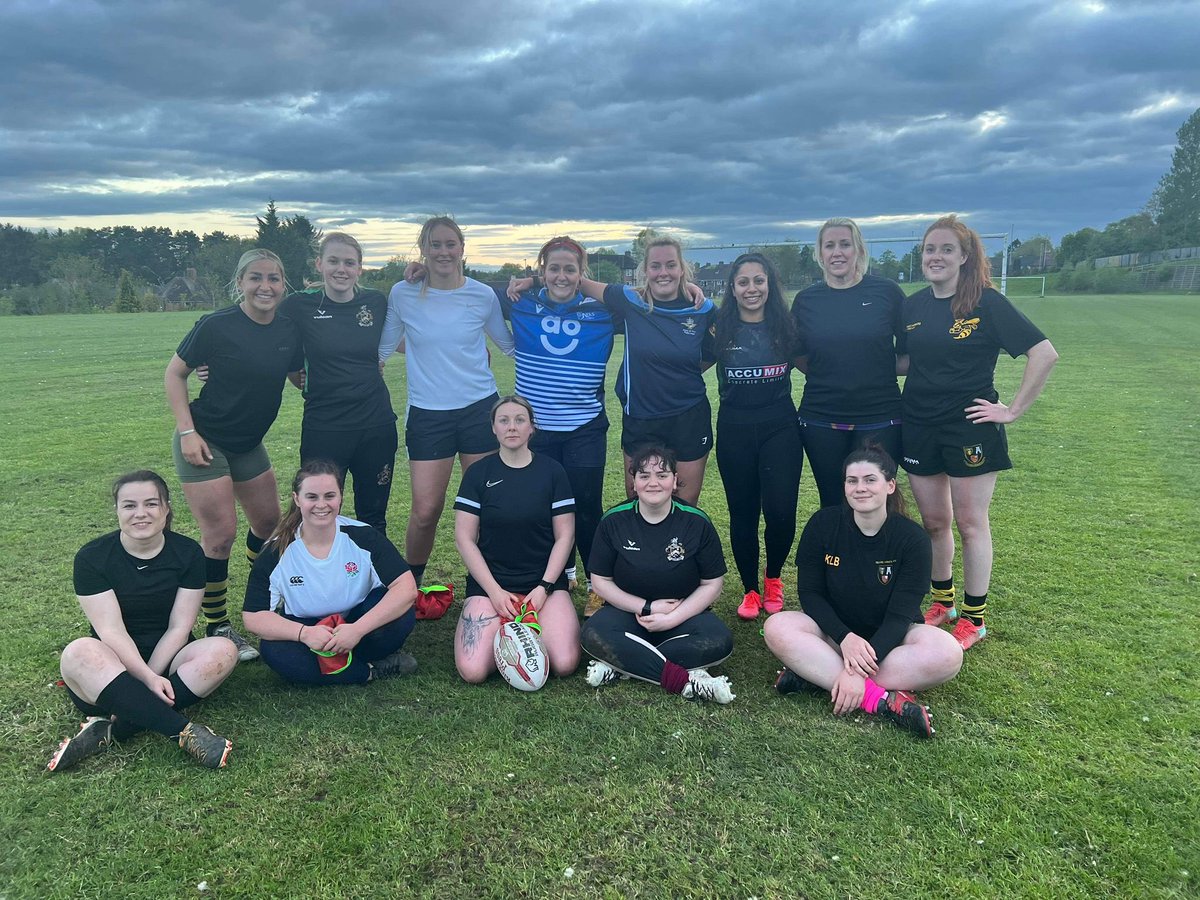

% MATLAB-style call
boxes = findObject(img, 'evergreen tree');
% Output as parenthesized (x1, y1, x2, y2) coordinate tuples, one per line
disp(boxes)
(255, 200, 321, 290)
(115, 269, 139, 312)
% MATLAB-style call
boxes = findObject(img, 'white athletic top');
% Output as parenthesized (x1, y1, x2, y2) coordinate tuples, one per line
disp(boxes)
(379, 278, 515, 410)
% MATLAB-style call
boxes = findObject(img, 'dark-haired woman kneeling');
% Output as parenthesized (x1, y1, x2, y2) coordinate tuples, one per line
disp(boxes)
(764, 446, 962, 737)
(242, 461, 418, 684)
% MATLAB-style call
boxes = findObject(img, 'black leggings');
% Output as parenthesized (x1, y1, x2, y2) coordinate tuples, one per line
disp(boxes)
(301, 422, 398, 534)
(580, 606, 732, 683)
(715, 414, 803, 592)
(800, 422, 902, 508)
(564, 465, 604, 577)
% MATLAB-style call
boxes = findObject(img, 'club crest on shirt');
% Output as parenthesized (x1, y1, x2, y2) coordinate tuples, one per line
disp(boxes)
(356, 306, 374, 327)
(345, 561, 359, 578)
(949, 317, 980, 340)
(665, 537, 686, 562)
(963, 444, 985, 467)
(680, 317, 698, 336)
(877, 562, 894, 585)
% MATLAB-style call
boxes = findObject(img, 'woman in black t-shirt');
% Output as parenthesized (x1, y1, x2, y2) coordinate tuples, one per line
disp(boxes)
(279, 232, 398, 535)
(581, 446, 735, 704)
(711, 253, 804, 621)
(790, 218, 908, 507)
(452, 396, 581, 683)
(165, 249, 303, 660)
(48, 471, 238, 772)
(764, 447, 961, 738)
(902, 216, 1058, 651)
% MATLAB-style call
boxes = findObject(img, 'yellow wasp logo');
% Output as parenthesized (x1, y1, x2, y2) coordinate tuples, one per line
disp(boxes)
(949, 317, 980, 340)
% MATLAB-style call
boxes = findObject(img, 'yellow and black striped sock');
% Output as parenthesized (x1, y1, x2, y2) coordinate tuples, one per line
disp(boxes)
(962, 593, 987, 626)
(245, 530, 265, 565)
(930, 579, 956, 609)
(203, 556, 230, 631)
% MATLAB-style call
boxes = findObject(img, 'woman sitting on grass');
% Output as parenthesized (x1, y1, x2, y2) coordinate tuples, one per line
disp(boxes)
(452, 396, 581, 683)
(763, 445, 962, 738)
(581, 446, 735, 704)
(49, 471, 237, 772)
(242, 460, 419, 685)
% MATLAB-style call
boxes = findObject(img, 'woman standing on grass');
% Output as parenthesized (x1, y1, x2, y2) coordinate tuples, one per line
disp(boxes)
(710, 253, 804, 621)
(242, 460, 419, 685)
(902, 215, 1058, 649)
(452, 396, 580, 683)
(279, 233, 397, 535)
(581, 446, 734, 704)
(790, 218, 908, 507)
(48, 471, 237, 772)
(764, 446, 961, 738)
(165, 249, 303, 661)
(379, 216, 515, 598)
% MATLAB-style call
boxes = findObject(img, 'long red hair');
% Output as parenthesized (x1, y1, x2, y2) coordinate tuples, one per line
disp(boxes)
(924, 215, 992, 318)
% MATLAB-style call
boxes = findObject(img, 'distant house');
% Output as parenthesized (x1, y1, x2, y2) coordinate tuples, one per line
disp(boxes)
(692, 262, 733, 296)
(158, 268, 215, 311)
(588, 251, 637, 284)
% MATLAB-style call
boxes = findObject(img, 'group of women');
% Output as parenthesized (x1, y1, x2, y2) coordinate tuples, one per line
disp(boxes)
(48, 213, 1058, 770)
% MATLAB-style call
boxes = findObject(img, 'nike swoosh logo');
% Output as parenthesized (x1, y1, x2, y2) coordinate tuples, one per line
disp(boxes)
(861, 302, 872, 306)
(485, 479, 503, 487)
(137, 565, 149, 570)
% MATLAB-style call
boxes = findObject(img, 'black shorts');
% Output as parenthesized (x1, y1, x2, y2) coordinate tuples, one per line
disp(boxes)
(529, 412, 609, 469)
(900, 418, 1013, 477)
(465, 573, 570, 599)
(405, 393, 499, 461)
(621, 398, 713, 462)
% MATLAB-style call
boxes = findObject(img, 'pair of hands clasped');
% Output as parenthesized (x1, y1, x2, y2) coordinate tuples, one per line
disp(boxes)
(299, 621, 364, 655)
(637, 598, 684, 632)
(488, 585, 548, 621)
(831, 632, 879, 716)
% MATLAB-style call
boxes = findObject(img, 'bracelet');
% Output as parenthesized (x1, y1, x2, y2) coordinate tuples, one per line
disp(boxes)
(298, 624, 305, 642)
(179, 428, 196, 437)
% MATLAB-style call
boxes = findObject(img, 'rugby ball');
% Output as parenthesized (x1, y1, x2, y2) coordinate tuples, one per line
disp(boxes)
(493, 621, 549, 692)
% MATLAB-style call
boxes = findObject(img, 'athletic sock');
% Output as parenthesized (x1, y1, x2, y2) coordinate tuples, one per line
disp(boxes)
(860, 677, 888, 714)
(245, 530, 266, 565)
(962, 593, 987, 626)
(203, 555, 230, 630)
(660, 660, 690, 695)
(168, 672, 203, 711)
(410, 562, 426, 588)
(96, 672, 189, 738)
(931, 579, 956, 609)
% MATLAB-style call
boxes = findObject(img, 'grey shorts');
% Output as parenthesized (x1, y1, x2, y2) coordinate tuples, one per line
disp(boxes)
(173, 430, 272, 483)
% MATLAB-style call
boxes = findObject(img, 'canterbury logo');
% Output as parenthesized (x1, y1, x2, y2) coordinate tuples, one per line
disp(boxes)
(289, 575, 305, 585)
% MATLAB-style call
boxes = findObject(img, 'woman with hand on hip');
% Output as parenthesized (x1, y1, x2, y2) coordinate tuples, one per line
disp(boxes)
(710, 253, 804, 620)
(764, 446, 962, 738)
(242, 460, 419, 685)
(901, 216, 1058, 650)
(452, 396, 581, 683)
(164, 249, 303, 661)
(379, 216, 515, 594)
(49, 471, 237, 772)
(790, 218, 908, 507)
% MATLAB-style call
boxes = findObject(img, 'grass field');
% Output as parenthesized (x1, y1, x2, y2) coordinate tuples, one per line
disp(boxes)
(1, 294, 1197, 899)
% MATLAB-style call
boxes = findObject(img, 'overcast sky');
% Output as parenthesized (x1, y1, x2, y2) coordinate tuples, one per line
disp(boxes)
(2, 0, 1196, 265)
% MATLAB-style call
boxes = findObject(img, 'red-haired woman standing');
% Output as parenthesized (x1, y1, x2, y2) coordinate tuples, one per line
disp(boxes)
(901, 216, 1058, 650)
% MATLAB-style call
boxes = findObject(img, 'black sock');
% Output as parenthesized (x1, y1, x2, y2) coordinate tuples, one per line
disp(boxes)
(245, 530, 266, 564)
(203, 555, 230, 630)
(110, 719, 138, 742)
(962, 593, 987, 626)
(410, 562, 426, 587)
(96, 672, 189, 738)
(169, 672, 203, 711)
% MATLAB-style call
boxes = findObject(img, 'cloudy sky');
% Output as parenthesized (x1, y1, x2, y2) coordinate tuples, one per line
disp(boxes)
(2, 0, 1196, 265)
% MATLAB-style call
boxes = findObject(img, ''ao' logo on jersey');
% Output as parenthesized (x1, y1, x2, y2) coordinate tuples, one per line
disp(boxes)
(540, 316, 581, 356)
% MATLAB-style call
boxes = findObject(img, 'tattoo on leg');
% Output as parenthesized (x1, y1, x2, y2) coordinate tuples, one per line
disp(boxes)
(459, 611, 498, 655)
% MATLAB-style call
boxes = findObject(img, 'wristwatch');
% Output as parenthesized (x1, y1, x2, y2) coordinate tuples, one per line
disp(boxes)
(641, 599, 653, 617)
(538, 579, 554, 593)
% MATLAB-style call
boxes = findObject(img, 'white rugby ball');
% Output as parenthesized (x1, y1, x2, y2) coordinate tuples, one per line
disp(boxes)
(493, 621, 549, 692)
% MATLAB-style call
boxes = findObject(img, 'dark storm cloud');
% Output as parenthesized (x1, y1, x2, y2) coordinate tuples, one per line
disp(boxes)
(2, 0, 1196, 250)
